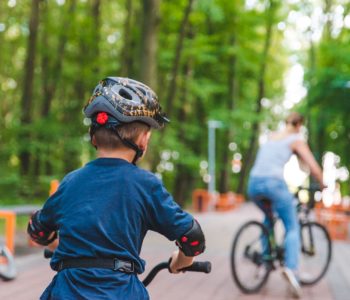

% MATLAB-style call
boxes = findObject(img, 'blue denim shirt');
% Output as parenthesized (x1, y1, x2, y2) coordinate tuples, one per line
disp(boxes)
(39, 158, 193, 300)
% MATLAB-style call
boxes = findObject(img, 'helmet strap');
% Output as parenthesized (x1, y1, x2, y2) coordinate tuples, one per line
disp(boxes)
(114, 130, 144, 165)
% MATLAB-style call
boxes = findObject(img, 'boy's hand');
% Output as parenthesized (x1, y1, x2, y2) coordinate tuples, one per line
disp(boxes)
(169, 250, 194, 274)
(47, 235, 59, 252)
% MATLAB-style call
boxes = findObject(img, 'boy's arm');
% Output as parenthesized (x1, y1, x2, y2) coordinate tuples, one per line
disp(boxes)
(175, 219, 205, 257)
(169, 250, 194, 273)
(170, 219, 205, 273)
(147, 179, 206, 273)
(27, 175, 69, 246)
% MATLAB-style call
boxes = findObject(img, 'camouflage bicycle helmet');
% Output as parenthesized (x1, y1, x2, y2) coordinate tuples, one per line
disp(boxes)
(84, 77, 169, 128)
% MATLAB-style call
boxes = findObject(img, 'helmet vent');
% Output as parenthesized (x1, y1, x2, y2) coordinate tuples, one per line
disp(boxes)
(137, 87, 146, 96)
(119, 88, 132, 100)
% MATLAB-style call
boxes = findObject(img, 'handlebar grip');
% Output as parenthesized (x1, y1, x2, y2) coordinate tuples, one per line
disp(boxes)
(180, 261, 211, 273)
(44, 249, 54, 259)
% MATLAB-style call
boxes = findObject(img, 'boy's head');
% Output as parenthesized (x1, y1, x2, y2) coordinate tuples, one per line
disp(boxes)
(84, 77, 169, 164)
(93, 122, 150, 150)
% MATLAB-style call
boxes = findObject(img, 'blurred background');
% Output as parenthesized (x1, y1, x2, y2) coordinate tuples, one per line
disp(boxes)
(0, 0, 350, 207)
(1, 1, 350, 299)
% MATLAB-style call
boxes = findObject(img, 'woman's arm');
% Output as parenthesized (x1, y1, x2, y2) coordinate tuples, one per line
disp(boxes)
(291, 140, 325, 188)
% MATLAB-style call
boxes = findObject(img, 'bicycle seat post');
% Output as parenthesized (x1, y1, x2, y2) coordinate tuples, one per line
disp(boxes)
(260, 199, 275, 229)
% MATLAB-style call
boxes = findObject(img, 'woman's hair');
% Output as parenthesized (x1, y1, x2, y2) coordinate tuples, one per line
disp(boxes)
(93, 122, 150, 149)
(285, 112, 304, 127)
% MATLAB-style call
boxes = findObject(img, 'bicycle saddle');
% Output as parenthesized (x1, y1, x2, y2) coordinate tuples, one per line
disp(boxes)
(258, 198, 274, 221)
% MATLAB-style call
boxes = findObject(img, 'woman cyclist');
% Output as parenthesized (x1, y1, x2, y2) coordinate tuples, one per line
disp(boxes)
(247, 112, 325, 298)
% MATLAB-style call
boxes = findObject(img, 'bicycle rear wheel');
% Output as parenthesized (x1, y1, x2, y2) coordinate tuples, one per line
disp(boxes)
(299, 221, 332, 285)
(231, 221, 272, 293)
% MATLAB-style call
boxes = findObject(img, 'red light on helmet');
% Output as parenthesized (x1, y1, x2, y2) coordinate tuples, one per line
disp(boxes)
(96, 112, 108, 125)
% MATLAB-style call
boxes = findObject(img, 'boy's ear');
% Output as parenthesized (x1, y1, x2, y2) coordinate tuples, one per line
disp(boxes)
(91, 135, 97, 147)
(137, 130, 152, 151)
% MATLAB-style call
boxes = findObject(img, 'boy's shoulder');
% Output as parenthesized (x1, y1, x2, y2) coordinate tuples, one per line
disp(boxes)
(58, 168, 82, 186)
(62, 159, 163, 189)
(132, 166, 162, 186)
(126, 165, 167, 192)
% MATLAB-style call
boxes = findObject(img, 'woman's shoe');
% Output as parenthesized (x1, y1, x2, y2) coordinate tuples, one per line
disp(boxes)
(282, 267, 302, 298)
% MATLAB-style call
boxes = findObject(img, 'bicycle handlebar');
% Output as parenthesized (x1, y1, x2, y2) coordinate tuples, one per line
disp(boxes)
(294, 185, 322, 211)
(295, 185, 321, 193)
(142, 260, 211, 287)
(181, 261, 212, 273)
(44, 248, 53, 259)
(43, 249, 211, 287)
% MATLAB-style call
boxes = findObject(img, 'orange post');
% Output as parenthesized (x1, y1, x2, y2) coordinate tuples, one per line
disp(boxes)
(235, 194, 245, 206)
(192, 189, 210, 212)
(323, 213, 348, 240)
(0, 210, 16, 254)
(216, 192, 235, 211)
(316, 205, 349, 241)
(49, 179, 60, 196)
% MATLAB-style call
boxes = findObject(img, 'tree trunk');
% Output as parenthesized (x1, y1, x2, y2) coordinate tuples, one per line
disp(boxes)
(41, 0, 77, 117)
(173, 168, 194, 207)
(0, 1, 5, 71)
(219, 37, 237, 194)
(237, 1, 276, 194)
(62, 0, 101, 173)
(0, 1, 5, 126)
(19, 0, 41, 176)
(121, 0, 134, 77)
(177, 95, 208, 202)
(91, 0, 101, 74)
(165, 0, 194, 115)
(323, 0, 333, 39)
(139, 0, 159, 88)
(171, 31, 203, 206)
(306, 22, 316, 156)
(33, 0, 78, 176)
(173, 61, 192, 206)
(157, 0, 195, 169)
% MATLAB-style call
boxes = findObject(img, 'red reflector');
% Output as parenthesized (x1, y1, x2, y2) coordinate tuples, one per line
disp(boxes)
(39, 231, 45, 237)
(190, 241, 199, 246)
(194, 251, 200, 256)
(181, 236, 188, 243)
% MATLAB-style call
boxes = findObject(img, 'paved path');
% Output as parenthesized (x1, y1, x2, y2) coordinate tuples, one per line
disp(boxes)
(0, 204, 348, 299)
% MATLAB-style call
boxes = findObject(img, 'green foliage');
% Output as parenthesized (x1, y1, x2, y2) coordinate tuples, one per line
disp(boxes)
(3, 0, 348, 204)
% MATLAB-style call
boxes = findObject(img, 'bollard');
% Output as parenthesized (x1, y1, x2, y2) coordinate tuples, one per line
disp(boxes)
(49, 179, 60, 196)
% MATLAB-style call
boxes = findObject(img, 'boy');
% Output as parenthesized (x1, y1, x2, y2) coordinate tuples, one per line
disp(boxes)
(28, 77, 206, 300)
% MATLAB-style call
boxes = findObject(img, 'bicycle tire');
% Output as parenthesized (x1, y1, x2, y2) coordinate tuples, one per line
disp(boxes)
(231, 220, 272, 293)
(0, 246, 17, 281)
(299, 221, 332, 285)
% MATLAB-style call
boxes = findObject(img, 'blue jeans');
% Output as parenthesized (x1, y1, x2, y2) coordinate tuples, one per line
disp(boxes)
(247, 176, 300, 271)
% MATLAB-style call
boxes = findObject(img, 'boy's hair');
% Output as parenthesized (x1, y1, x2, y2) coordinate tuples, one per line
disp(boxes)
(93, 122, 150, 149)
